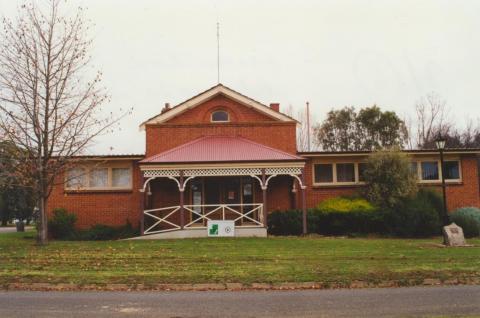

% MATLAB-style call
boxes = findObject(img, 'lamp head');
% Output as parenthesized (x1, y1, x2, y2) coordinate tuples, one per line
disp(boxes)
(435, 136, 446, 150)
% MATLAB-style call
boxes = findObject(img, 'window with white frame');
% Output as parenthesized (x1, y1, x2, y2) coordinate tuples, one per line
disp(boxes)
(336, 163, 355, 182)
(313, 162, 362, 185)
(444, 161, 461, 180)
(314, 164, 333, 183)
(313, 159, 462, 186)
(211, 110, 229, 122)
(65, 164, 132, 190)
(358, 162, 367, 182)
(413, 160, 461, 182)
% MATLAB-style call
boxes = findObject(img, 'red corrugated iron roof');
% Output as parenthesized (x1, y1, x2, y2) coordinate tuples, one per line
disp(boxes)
(141, 136, 304, 163)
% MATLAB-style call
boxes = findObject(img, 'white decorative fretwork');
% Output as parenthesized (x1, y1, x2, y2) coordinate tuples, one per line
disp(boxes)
(142, 167, 301, 178)
(265, 167, 302, 175)
(143, 169, 181, 178)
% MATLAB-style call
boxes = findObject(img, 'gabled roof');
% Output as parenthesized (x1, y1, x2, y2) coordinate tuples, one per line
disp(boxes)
(139, 84, 296, 129)
(141, 136, 304, 164)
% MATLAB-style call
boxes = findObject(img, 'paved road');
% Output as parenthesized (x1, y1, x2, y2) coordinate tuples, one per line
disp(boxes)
(0, 226, 33, 234)
(0, 286, 479, 317)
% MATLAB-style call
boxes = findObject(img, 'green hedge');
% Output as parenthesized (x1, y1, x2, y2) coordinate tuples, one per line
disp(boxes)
(451, 207, 480, 238)
(268, 192, 443, 238)
(48, 208, 77, 239)
(380, 189, 442, 237)
(48, 208, 138, 240)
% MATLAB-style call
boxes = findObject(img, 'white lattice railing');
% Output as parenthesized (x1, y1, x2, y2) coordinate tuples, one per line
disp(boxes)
(143, 203, 264, 235)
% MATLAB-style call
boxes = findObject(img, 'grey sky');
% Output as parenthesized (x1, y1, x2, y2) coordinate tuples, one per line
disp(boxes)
(1, 0, 479, 154)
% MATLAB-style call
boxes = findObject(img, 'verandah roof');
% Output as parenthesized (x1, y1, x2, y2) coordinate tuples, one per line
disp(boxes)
(141, 136, 304, 164)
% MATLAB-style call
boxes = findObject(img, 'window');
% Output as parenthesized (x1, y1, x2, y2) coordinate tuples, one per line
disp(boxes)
(89, 168, 108, 188)
(211, 110, 229, 122)
(112, 168, 131, 187)
(65, 165, 132, 190)
(358, 163, 367, 182)
(414, 160, 461, 182)
(66, 168, 87, 189)
(313, 159, 461, 186)
(336, 163, 355, 182)
(421, 161, 439, 180)
(444, 161, 460, 180)
(314, 164, 333, 183)
(313, 162, 360, 185)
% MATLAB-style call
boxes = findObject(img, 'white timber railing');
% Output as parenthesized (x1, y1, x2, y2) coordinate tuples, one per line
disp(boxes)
(143, 203, 264, 235)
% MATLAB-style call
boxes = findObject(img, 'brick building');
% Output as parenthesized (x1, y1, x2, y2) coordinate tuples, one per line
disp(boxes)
(47, 84, 480, 238)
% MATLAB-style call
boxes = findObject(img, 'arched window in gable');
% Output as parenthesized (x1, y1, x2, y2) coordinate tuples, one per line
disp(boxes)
(211, 110, 229, 122)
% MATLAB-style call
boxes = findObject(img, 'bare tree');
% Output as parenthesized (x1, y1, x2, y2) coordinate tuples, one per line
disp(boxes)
(0, 1, 128, 244)
(413, 92, 452, 148)
(284, 104, 315, 152)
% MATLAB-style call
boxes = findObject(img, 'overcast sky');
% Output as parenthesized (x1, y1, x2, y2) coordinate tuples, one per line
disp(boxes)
(1, 0, 479, 154)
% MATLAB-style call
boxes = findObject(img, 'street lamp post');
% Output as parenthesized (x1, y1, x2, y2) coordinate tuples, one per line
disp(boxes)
(435, 137, 450, 225)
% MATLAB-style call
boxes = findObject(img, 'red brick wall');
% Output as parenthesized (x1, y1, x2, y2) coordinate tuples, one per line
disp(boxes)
(145, 95, 296, 157)
(300, 159, 359, 209)
(437, 155, 480, 211)
(300, 155, 480, 211)
(166, 94, 275, 124)
(47, 161, 143, 229)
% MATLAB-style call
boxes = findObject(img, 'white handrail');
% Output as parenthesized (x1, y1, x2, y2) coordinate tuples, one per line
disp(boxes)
(143, 203, 264, 234)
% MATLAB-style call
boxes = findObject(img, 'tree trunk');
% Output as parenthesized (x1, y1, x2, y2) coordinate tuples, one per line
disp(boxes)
(36, 197, 48, 245)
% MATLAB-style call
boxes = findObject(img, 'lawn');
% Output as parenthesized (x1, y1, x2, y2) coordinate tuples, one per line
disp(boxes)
(0, 231, 479, 287)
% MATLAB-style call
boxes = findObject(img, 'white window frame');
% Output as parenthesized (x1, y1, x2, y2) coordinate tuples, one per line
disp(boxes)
(210, 110, 230, 123)
(414, 159, 462, 183)
(312, 158, 462, 187)
(65, 163, 133, 191)
(312, 162, 365, 186)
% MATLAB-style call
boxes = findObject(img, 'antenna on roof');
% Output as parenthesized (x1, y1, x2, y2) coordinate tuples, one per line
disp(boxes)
(217, 21, 220, 84)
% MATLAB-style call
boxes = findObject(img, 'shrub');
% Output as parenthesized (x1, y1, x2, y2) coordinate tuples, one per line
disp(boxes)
(268, 198, 380, 236)
(77, 222, 139, 241)
(451, 207, 480, 238)
(363, 148, 417, 208)
(315, 197, 380, 235)
(317, 197, 376, 213)
(267, 209, 318, 236)
(48, 208, 77, 239)
(380, 189, 442, 237)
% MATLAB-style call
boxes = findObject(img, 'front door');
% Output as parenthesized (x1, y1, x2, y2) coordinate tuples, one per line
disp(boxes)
(189, 177, 256, 224)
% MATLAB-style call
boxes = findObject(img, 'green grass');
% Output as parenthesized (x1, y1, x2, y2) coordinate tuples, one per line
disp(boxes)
(0, 231, 479, 286)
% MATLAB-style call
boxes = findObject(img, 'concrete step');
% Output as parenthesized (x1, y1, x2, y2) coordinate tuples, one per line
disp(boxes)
(128, 227, 267, 240)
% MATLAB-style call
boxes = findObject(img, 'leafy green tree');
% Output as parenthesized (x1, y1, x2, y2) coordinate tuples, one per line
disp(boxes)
(363, 148, 417, 208)
(314, 106, 408, 151)
(0, 141, 35, 225)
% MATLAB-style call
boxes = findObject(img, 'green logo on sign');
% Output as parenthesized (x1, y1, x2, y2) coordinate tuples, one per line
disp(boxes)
(209, 224, 219, 236)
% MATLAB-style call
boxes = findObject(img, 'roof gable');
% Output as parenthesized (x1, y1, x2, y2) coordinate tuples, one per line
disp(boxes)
(139, 84, 296, 129)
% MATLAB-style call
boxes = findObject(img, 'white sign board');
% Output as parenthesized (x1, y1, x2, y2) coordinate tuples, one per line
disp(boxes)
(207, 220, 235, 237)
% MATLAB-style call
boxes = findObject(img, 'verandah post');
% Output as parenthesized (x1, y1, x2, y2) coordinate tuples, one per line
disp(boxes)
(261, 168, 268, 229)
(139, 174, 145, 235)
(301, 168, 307, 235)
(179, 170, 185, 229)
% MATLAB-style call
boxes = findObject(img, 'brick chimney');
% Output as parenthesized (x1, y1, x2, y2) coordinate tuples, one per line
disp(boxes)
(269, 103, 280, 112)
(161, 102, 171, 114)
